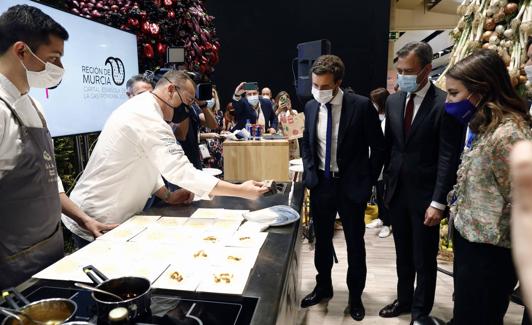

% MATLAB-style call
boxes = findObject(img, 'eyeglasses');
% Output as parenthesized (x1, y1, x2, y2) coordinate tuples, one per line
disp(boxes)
(164, 77, 196, 104)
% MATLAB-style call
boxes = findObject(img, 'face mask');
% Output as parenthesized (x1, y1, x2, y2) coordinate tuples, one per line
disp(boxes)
(151, 85, 190, 123)
(262, 95, 270, 100)
(311, 87, 334, 104)
(444, 96, 477, 125)
(247, 95, 259, 107)
(397, 73, 419, 93)
(525, 65, 532, 83)
(20, 46, 64, 89)
(206, 99, 215, 109)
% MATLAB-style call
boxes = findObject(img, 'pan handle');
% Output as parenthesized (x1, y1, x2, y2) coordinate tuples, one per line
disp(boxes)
(83, 265, 109, 285)
(1, 288, 30, 310)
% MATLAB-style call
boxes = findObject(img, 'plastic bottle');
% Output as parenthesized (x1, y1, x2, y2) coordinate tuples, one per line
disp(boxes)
(245, 119, 252, 139)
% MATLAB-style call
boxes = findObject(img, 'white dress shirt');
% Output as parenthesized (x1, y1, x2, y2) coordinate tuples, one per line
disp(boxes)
(317, 89, 343, 172)
(255, 103, 266, 126)
(404, 80, 431, 121)
(406, 81, 446, 211)
(62, 92, 219, 240)
(0, 73, 64, 192)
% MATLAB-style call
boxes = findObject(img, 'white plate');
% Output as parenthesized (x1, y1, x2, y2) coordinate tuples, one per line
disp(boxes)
(152, 265, 203, 291)
(210, 247, 260, 269)
(95, 223, 146, 242)
(196, 266, 252, 295)
(189, 208, 224, 219)
(225, 231, 268, 250)
(122, 215, 161, 227)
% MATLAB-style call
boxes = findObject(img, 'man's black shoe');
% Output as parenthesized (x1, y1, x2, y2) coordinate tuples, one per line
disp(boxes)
(300, 287, 333, 308)
(379, 299, 412, 318)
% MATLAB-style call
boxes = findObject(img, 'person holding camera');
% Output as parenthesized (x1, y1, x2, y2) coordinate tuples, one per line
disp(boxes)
(232, 82, 278, 134)
(275, 91, 297, 118)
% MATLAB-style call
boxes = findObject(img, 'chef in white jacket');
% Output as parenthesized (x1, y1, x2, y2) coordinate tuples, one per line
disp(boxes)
(62, 70, 269, 245)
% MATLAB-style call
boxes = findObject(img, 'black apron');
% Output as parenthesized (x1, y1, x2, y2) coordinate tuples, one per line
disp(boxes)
(0, 96, 63, 289)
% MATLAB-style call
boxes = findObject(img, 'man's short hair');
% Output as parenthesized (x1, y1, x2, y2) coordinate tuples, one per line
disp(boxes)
(396, 41, 433, 67)
(0, 5, 69, 55)
(155, 70, 195, 89)
(310, 55, 345, 82)
(126, 74, 154, 91)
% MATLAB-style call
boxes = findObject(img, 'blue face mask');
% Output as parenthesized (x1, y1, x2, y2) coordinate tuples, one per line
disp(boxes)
(444, 97, 477, 125)
(397, 74, 419, 93)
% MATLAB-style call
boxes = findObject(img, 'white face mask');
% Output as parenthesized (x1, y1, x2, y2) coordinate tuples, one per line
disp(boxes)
(206, 99, 216, 109)
(262, 95, 271, 100)
(311, 86, 334, 104)
(525, 65, 532, 83)
(247, 95, 259, 107)
(20, 46, 64, 89)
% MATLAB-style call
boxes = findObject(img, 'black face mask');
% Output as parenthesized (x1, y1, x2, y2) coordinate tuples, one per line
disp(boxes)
(151, 84, 191, 123)
(171, 88, 191, 123)
(172, 102, 190, 123)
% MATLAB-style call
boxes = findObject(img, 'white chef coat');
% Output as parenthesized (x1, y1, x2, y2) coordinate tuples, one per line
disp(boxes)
(62, 92, 219, 241)
(317, 89, 343, 172)
(0, 73, 64, 192)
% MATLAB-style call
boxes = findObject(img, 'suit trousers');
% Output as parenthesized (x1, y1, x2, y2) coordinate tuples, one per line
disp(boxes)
(389, 183, 440, 319)
(453, 227, 518, 325)
(309, 171, 367, 300)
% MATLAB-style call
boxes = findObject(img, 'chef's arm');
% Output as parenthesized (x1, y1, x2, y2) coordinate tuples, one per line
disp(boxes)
(59, 193, 118, 238)
(142, 123, 269, 200)
(154, 186, 194, 205)
(209, 180, 268, 200)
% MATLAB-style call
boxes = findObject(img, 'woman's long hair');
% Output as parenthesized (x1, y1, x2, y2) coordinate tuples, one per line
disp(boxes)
(446, 49, 531, 134)
(370, 87, 389, 115)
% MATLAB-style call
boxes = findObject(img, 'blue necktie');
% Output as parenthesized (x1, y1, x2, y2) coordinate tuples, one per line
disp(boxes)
(324, 103, 333, 179)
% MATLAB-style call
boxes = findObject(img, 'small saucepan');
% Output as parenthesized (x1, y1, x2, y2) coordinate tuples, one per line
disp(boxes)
(82, 265, 151, 322)
(1, 289, 77, 325)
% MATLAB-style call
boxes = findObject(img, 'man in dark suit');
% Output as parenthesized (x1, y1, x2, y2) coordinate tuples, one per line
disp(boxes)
(379, 42, 465, 323)
(232, 82, 278, 133)
(300, 55, 385, 321)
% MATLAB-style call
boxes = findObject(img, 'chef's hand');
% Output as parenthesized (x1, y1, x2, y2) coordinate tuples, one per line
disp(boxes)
(268, 128, 277, 134)
(239, 180, 269, 200)
(166, 189, 194, 205)
(82, 219, 119, 238)
(424, 206, 443, 226)
(234, 82, 246, 96)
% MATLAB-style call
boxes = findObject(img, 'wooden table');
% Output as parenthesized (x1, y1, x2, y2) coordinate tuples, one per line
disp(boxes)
(223, 139, 289, 182)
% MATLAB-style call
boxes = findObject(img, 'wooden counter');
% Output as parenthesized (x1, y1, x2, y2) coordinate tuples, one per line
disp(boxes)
(223, 139, 289, 182)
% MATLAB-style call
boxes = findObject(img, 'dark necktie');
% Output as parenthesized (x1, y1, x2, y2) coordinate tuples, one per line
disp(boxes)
(403, 93, 416, 137)
(324, 103, 333, 179)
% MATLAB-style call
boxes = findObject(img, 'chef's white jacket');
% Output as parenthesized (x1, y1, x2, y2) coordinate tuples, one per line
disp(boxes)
(62, 92, 219, 241)
(0, 73, 64, 192)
